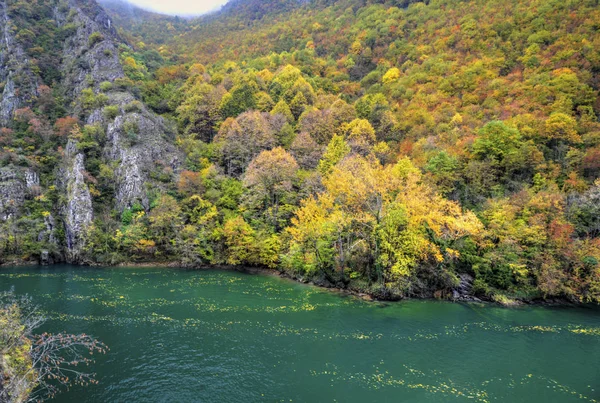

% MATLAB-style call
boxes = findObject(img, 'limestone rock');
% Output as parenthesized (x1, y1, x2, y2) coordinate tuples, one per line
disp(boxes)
(57, 0, 123, 101)
(58, 1, 182, 213)
(0, 0, 39, 125)
(0, 167, 26, 221)
(0, 0, 182, 261)
(452, 273, 478, 302)
(105, 111, 180, 210)
(60, 140, 93, 263)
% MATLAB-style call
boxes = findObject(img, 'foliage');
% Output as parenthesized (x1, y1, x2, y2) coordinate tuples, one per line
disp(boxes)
(2, 0, 600, 303)
(88, 32, 104, 47)
(0, 290, 107, 402)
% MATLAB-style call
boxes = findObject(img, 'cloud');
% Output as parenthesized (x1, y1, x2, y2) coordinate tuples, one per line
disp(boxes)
(125, 0, 229, 16)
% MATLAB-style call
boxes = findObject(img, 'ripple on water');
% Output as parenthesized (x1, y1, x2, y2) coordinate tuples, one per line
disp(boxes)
(1, 266, 599, 403)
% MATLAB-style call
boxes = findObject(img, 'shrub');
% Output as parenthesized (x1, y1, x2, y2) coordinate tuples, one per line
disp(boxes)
(96, 93, 109, 108)
(0, 290, 107, 401)
(60, 23, 77, 38)
(88, 32, 104, 47)
(123, 120, 139, 144)
(99, 81, 113, 92)
(113, 77, 133, 90)
(82, 124, 106, 143)
(80, 89, 108, 111)
(103, 105, 119, 120)
(124, 101, 143, 113)
(471, 278, 490, 297)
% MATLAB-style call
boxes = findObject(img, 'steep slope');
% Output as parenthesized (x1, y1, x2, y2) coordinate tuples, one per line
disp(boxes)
(97, 0, 190, 46)
(2, 0, 600, 302)
(0, 0, 181, 263)
(0, 1, 39, 124)
(220, 0, 311, 19)
(87, 0, 600, 303)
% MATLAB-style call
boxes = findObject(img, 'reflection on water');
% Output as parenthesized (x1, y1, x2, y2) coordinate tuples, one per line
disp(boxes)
(1, 266, 599, 403)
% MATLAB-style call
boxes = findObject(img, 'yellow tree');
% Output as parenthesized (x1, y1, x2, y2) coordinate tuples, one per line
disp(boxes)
(286, 155, 483, 294)
(148, 195, 182, 254)
(337, 118, 376, 156)
(285, 193, 347, 277)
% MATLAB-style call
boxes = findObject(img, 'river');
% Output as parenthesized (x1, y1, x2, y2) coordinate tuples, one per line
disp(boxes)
(1, 265, 599, 402)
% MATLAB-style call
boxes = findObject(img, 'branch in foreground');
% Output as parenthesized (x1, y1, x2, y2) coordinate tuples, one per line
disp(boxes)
(0, 289, 107, 403)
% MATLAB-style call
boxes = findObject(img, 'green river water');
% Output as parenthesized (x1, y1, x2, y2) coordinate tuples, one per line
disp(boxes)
(1, 265, 599, 402)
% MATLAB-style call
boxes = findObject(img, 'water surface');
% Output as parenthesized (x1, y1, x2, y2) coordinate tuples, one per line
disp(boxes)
(1, 265, 599, 402)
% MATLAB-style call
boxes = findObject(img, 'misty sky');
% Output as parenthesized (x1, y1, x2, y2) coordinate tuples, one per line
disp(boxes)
(126, 0, 229, 16)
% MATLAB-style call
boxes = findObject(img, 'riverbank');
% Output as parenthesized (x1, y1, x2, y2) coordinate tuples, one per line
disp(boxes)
(127, 262, 586, 307)
(1, 258, 587, 307)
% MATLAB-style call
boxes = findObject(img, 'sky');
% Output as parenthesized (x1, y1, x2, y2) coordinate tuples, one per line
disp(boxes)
(125, 0, 230, 16)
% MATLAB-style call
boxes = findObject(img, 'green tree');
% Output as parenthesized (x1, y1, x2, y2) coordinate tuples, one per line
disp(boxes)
(243, 147, 299, 229)
(318, 134, 350, 176)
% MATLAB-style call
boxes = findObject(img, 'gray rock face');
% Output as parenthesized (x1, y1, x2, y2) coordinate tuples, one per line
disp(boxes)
(0, 0, 39, 125)
(61, 140, 93, 263)
(39, 213, 58, 245)
(40, 250, 52, 265)
(114, 148, 146, 209)
(0, 78, 20, 124)
(0, 167, 26, 221)
(452, 273, 482, 302)
(57, 1, 181, 213)
(105, 111, 180, 210)
(25, 169, 40, 189)
(57, 0, 123, 101)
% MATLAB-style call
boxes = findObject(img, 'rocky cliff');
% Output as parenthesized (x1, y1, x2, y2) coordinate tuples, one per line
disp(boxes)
(0, 0, 39, 125)
(0, 0, 181, 263)
(60, 140, 93, 262)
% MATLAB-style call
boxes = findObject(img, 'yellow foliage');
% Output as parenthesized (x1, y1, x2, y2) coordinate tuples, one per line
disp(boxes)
(382, 67, 401, 84)
(289, 154, 483, 282)
(189, 63, 206, 76)
(123, 56, 138, 69)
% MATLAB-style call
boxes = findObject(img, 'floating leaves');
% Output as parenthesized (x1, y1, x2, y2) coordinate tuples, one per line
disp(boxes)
(2, 267, 599, 403)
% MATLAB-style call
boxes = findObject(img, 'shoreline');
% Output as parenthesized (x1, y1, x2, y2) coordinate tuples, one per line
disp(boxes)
(0, 259, 588, 307)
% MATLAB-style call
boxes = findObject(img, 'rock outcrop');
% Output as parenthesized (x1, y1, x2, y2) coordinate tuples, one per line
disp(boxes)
(57, 0, 181, 212)
(452, 273, 481, 302)
(57, 0, 123, 100)
(0, 166, 41, 220)
(0, 0, 39, 125)
(0, 167, 27, 221)
(104, 109, 180, 210)
(60, 140, 93, 263)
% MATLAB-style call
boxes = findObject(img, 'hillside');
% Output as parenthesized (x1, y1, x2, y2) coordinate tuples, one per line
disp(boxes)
(98, 0, 191, 46)
(1, 0, 599, 304)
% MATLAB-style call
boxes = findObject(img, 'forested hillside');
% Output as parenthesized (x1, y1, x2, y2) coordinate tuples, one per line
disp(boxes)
(1, 0, 600, 304)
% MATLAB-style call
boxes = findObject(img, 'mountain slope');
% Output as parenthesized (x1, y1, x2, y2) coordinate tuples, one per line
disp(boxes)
(1, 0, 600, 303)
(97, 0, 600, 302)
(98, 0, 190, 45)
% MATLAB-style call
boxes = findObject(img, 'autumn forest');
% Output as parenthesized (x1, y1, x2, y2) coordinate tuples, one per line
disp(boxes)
(1, 0, 600, 304)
